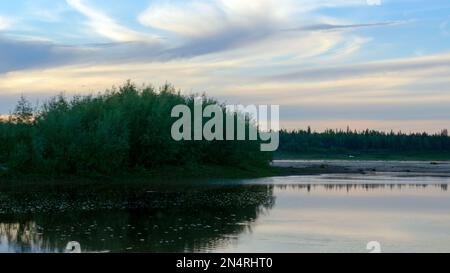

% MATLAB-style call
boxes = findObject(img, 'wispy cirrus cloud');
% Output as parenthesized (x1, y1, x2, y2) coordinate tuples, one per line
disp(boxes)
(137, 0, 379, 37)
(0, 36, 167, 73)
(268, 52, 450, 82)
(66, 0, 159, 42)
(137, 0, 395, 59)
(284, 21, 399, 32)
(0, 0, 395, 74)
(137, 0, 296, 57)
(138, 0, 294, 38)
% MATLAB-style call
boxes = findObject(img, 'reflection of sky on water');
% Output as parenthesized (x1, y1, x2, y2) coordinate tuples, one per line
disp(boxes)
(1, 173, 450, 253)
(216, 175, 450, 253)
(205, 172, 450, 186)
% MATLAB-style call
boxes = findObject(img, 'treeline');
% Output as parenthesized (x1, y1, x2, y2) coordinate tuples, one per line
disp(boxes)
(278, 127, 450, 159)
(0, 82, 270, 176)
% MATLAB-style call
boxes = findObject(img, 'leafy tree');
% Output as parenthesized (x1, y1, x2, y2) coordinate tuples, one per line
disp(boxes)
(12, 95, 34, 123)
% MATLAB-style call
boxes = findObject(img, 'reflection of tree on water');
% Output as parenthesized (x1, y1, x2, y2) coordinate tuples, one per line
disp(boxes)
(276, 183, 448, 192)
(0, 222, 57, 253)
(0, 185, 275, 253)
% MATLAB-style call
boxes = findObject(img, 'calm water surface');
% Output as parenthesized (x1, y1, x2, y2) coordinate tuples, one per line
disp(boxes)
(1, 172, 450, 253)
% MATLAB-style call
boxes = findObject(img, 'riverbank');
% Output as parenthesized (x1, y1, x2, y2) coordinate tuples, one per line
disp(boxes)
(274, 151, 450, 161)
(272, 160, 450, 176)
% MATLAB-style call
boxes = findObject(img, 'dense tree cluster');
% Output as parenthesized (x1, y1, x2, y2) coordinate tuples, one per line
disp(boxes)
(0, 82, 270, 175)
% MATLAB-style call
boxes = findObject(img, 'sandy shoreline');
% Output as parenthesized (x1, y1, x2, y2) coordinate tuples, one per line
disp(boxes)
(272, 160, 450, 176)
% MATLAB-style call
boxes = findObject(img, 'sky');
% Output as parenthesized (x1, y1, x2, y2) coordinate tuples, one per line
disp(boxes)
(0, 0, 450, 132)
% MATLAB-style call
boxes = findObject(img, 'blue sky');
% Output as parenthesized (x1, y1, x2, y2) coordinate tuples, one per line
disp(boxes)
(1, 0, 450, 132)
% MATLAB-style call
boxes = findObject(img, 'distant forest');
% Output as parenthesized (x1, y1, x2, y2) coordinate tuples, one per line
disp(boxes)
(278, 127, 450, 160)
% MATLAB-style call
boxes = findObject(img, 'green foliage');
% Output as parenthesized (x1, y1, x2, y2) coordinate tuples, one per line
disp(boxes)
(0, 82, 271, 176)
(12, 95, 34, 123)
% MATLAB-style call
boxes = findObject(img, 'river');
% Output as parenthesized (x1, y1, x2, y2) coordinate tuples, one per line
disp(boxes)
(1, 172, 450, 253)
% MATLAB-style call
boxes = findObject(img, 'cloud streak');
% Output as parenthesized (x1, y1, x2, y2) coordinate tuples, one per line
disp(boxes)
(138, 0, 293, 38)
(0, 36, 86, 73)
(284, 22, 399, 32)
(66, 0, 158, 42)
(0, 0, 401, 74)
(268, 53, 450, 82)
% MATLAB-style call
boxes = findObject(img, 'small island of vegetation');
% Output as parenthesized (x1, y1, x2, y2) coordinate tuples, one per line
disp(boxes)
(0, 82, 272, 182)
